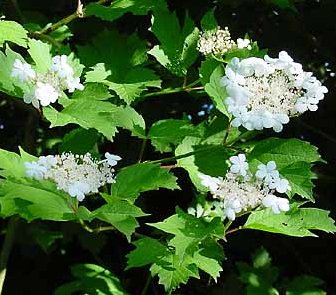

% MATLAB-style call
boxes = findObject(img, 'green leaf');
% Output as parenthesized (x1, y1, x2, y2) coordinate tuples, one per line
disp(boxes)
(78, 30, 161, 104)
(237, 247, 280, 295)
(272, 0, 297, 12)
(126, 237, 170, 269)
(248, 138, 321, 200)
(201, 10, 218, 32)
(85, 63, 111, 83)
(149, 209, 224, 258)
(0, 178, 76, 221)
(149, 11, 199, 76)
(30, 226, 63, 252)
(111, 163, 179, 202)
(0, 45, 25, 96)
(286, 275, 326, 295)
(148, 119, 201, 152)
(27, 38, 52, 72)
(55, 264, 129, 295)
(71, 83, 112, 101)
(0, 149, 28, 178)
(191, 251, 222, 281)
(279, 162, 316, 201)
(59, 128, 98, 154)
(244, 207, 336, 237)
(0, 20, 28, 48)
(248, 138, 321, 170)
(199, 57, 221, 85)
(44, 99, 146, 140)
(93, 196, 148, 241)
(175, 136, 230, 191)
(204, 65, 229, 116)
(86, 0, 167, 21)
(150, 252, 199, 293)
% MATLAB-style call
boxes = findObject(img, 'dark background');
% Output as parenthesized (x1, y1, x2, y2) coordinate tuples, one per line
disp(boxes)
(0, 0, 335, 294)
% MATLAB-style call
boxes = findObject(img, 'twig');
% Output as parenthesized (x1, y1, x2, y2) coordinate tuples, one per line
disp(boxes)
(38, 0, 111, 35)
(225, 227, 242, 235)
(0, 217, 19, 294)
(79, 220, 115, 234)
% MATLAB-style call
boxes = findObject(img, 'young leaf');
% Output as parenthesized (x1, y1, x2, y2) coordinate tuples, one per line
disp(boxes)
(93, 197, 148, 241)
(111, 163, 179, 202)
(201, 10, 218, 32)
(55, 264, 129, 295)
(0, 20, 28, 48)
(244, 207, 336, 237)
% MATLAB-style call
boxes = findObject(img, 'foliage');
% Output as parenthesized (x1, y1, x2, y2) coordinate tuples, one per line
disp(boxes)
(0, 0, 334, 294)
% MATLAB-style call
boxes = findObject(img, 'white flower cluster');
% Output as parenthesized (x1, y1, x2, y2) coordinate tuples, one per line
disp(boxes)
(197, 26, 252, 56)
(197, 154, 291, 221)
(11, 55, 84, 108)
(24, 152, 121, 201)
(221, 51, 328, 132)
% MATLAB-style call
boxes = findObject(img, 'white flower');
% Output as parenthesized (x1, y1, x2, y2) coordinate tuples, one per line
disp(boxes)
(37, 155, 58, 168)
(262, 194, 290, 214)
(65, 77, 84, 93)
(256, 161, 279, 183)
(229, 154, 249, 177)
(11, 59, 36, 82)
(237, 38, 251, 50)
(68, 181, 91, 202)
(268, 178, 291, 194)
(23, 90, 40, 108)
(105, 152, 122, 167)
(51, 55, 74, 78)
(224, 199, 242, 220)
(24, 161, 47, 180)
(34, 82, 59, 106)
(222, 51, 327, 133)
(199, 173, 221, 193)
(295, 96, 319, 113)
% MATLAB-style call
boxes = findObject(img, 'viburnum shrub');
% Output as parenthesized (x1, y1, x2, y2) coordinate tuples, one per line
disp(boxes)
(0, 1, 335, 294)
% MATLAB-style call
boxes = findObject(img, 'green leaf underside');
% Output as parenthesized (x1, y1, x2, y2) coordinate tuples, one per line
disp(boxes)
(111, 163, 179, 202)
(244, 207, 336, 237)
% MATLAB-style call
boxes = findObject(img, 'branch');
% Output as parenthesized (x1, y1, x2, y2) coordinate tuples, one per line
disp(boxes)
(38, 0, 111, 35)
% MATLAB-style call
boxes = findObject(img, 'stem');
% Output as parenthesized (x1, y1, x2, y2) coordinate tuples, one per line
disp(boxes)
(38, 0, 111, 35)
(225, 227, 242, 235)
(138, 138, 147, 163)
(223, 120, 232, 145)
(0, 217, 18, 294)
(140, 273, 152, 295)
(79, 220, 115, 234)
(141, 86, 203, 98)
